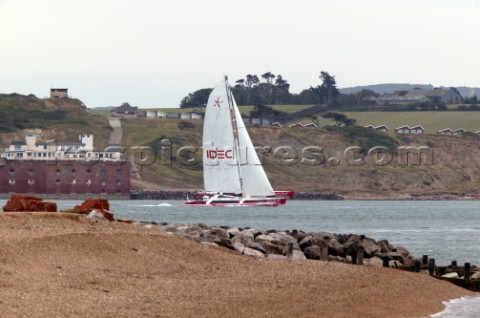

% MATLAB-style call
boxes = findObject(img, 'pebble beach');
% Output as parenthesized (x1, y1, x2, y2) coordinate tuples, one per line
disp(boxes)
(0, 212, 476, 317)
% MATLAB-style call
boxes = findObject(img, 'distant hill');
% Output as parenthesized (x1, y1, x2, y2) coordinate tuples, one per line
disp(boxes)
(0, 93, 111, 148)
(340, 84, 480, 99)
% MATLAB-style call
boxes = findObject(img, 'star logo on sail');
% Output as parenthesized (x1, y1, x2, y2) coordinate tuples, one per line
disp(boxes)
(213, 97, 223, 107)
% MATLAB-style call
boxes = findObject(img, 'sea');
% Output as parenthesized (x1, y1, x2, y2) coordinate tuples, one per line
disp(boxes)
(2, 199, 480, 317)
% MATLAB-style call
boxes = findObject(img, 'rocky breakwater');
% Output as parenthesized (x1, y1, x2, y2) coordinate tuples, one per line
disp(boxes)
(147, 222, 414, 267)
(147, 222, 480, 290)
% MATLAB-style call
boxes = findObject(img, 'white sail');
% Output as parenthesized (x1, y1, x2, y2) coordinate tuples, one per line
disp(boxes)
(203, 78, 242, 193)
(202, 77, 274, 196)
(232, 92, 275, 197)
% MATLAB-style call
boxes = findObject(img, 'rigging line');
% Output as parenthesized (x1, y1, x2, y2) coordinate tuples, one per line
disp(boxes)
(225, 76, 244, 193)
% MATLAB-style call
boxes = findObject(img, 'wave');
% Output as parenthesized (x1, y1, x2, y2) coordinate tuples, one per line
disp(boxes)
(431, 296, 480, 317)
(127, 203, 173, 207)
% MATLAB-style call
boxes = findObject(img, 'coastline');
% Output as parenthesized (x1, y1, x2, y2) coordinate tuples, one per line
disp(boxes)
(0, 212, 476, 317)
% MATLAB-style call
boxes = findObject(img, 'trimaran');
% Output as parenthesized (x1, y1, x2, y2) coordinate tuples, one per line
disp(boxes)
(184, 76, 294, 207)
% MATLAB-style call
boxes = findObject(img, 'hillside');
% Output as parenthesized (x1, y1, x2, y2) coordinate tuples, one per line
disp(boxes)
(339, 83, 480, 98)
(122, 117, 480, 199)
(0, 94, 112, 148)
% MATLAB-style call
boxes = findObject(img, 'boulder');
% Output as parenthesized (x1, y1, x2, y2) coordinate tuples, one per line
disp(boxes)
(377, 240, 392, 253)
(62, 199, 113, 221)
(360, 237, 379, 256)
(247, 242, 267, 254)
(364, 256, 384, 268)
(183, 225, 205, 237)
(327, 239, 345, 257)
(201, 228, 230, 247)
(3, 195, 57, 212)
(442, 272, 460, 279)
(243, 247, 265, 258)
(392, 246, 410, 258)
(255, 235, 286, 255)
(303, 245, 321, 260)
(230, 234, 254, 254)
(291, 250, 307, 260)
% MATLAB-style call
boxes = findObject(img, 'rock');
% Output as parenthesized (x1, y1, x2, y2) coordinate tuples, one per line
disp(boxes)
(255, 235, 287, 255)
(303, 246, 321, 260)
(242, 228, 265, 238)
(470, 272, 480, 280)
(183, 225, 205, 237)
(230, 234, 254, 254)
(360, 237, 379, 256)
(61, 199, 113, 220)
(243, 247, 265, 258)
(247, 242, 267, 254)
(291, 250, 307, 260)
(377, 240, 392, 253)
(364, 256, 384, 268)
(201, 228, 230, 247)
(227, 227, 241, 237)
(3, 195, 57, 212)
(392, 246, 410, 258)
(299, 235, 314, 249)
(442, 272, 460, 279)
(86, 209, 114, 221)
(312, 232, 335, 242)
(376, 252, 406, 264)
(327, 239, 345, 257)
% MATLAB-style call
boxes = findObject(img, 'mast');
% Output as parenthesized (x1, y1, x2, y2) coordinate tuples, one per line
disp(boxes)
(225, 75, 244, 193)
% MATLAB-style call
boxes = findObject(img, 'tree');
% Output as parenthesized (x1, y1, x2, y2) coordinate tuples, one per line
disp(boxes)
(322, 112, 356, 126)
(319, 71, 340, 104)
(180, 88, 212, 108)
(261, 72, 275, 103)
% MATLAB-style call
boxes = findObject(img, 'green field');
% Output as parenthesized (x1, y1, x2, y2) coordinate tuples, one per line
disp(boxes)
(343, 111, 480, 134)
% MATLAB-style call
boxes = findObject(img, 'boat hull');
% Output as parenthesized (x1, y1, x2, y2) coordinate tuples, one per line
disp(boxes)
(183, 191, 291, 207)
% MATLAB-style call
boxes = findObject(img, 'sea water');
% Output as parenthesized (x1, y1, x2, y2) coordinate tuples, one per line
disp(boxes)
(2, 199, 480, 316)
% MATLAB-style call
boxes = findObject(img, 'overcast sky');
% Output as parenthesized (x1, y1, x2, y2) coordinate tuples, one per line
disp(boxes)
(1, 0, 479, 108)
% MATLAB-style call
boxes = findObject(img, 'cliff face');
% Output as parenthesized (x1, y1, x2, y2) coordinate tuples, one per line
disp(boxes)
(124, 119, 480, 199)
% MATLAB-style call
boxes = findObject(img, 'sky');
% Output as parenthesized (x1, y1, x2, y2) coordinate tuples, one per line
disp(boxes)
(1, 0, 479, 108)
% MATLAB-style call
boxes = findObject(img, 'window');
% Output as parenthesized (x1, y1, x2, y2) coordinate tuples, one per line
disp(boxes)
(8, 179, 15, 185)
(101, 179, 106, 186)
(86, 179, 91, 185)
(71, 179, 76, 185)
(116, 179, 121, 186)
(101, 169, 106, 176)
(28, 179, 34, 185)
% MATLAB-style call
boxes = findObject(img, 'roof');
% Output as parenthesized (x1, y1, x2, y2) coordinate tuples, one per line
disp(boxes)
(410, 125, 425, 130)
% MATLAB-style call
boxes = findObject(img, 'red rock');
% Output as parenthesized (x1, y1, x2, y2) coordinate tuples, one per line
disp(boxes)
(2, 194, 57, 212)
(63, 199, 114, 221)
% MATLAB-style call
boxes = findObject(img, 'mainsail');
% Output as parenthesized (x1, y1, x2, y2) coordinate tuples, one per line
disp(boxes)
(203, 77, 275, 196)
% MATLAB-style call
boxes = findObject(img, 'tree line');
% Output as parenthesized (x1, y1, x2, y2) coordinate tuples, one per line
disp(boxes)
(180, 71, 356, 108)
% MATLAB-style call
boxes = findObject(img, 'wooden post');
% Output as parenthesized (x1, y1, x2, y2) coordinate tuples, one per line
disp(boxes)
(422, 255, 428, 265)
(414, 260, 421, 273)
(320, 241, 328, 261)
(382, 257, 389, 267)
(291, 229, 298, 239)
(464, 263, 471, 281)
(286, 242, 293, 259)
(357, 247, 364, 265)
(351, 252, 357, 265)
(428, 258, 436, 276)
(451, 260, 457, 268)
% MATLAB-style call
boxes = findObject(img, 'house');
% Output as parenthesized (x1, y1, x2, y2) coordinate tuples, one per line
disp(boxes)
(156, 111, 167, 118)
(146, 111, 157, 119)
(374, 125, 389, 132)
(271, 122, 282, 127)
(395, 125, 411, 134)
(303, 123, 318, 129)
(166, 113, 180, 119)
(365, 124, 388, 132)
(50, 88, 68, 99)
(190, 112, 203, 120)
(437, 128, 453, 135)
(452, 128, 465, 135)
(288, 123, 304, 128)
(111, 102, 138, 117)
(410, 125, 425, 134)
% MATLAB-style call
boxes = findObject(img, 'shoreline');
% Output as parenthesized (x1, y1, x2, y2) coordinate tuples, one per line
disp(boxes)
(0, 212, 477, 317)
